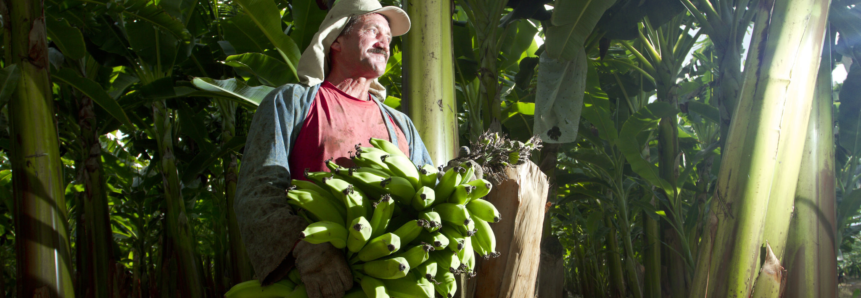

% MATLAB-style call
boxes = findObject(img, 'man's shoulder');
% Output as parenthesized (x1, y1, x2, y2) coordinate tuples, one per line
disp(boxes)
(266, 83, 314, 100)
(259, 83, 320, 108)
(377, 99, 410, 120)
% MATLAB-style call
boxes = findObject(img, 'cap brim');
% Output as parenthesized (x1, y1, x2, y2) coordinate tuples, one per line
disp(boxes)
(371, 6, 411, 37)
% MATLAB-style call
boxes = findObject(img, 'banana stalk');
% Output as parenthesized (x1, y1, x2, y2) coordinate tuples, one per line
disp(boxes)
(153, 100, 206, 297)
(217, 98, 254, 284)
(74, 88, 116, 298)
(781, 30, 837, 298)
(689, 0, 831, 295)
(5, 0, 75, 296)
(403, 0, 458, 162)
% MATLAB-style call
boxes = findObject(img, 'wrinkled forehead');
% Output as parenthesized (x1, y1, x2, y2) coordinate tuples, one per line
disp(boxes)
(345, 13, 392, 37)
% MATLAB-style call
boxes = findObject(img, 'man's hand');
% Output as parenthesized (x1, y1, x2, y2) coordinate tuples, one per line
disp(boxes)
(293, 241, 353, 298)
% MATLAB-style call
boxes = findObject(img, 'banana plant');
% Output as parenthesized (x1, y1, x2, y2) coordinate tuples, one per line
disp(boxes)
(689, 0, 832, 296)
(4, 0, 75, 296)
(614, 12, 701, 297)
(679, 0, 762, 150)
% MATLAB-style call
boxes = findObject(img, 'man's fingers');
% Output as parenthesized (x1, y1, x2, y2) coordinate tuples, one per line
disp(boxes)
(305, 282, 323, 298)
(319, 278, 339, 298)
(338, 266, 354, 289)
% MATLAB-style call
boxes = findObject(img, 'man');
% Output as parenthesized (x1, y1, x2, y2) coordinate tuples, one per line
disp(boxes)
(234, 1, 433, 298)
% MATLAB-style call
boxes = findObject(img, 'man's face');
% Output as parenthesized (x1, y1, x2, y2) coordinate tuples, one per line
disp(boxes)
(331, 14, 392, 79)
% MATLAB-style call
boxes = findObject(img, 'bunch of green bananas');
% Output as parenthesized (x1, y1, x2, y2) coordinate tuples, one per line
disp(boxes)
(228, 138, 503, 298)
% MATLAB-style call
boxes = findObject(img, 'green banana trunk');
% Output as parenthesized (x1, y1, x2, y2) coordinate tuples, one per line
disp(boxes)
(403, 0, 458, 163)
(75, 90, 116, 298)
(218, 99, 253, 284)
(5, 0, 75, 296)
(604, 213, 626, 297)
(643, 207, 661, 298)
(152, 100, 206, 297)
(613, 194, 643, 298)
(782, 32, 837, 298)
(689, 0, 831, 296)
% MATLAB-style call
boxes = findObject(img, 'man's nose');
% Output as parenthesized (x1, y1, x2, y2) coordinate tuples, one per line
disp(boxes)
(374, 39, 389, 53)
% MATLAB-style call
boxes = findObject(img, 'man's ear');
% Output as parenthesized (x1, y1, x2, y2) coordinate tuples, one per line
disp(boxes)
(330, 37, 342, 53)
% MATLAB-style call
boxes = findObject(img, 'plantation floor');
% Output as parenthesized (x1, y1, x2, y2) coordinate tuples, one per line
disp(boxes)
(839, 278, 861, 297)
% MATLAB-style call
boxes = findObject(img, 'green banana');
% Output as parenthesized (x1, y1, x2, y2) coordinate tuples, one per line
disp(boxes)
(345, 287, 371, 298)
(352, 146, 395, 175)
(461, 238, 477, 276)
(324, 178, 371, 225)
(288, 185, 348, 219)
(439, 226, 465, 252)
(325, 158, 346, 173)
(414, 231, 449, 251)
(457, 232, 474, 271)
(369, 195, 396, 239)
(433, 166, 463, 203)
(465, 178, 492, 200)
(392, 219, 424, 245)
(414, 260, 438, 282)
(433, 271, 458, 298)
(368, 137, 409, 159)
(417, 211, 442, 232)
(448, 184, 475, 205)
(455, 218, 477, 237)
(359, 276, 390, 298)
(380, 176, 416, 204)
(300, 221, 348, 249)
(288, 268, 301, 284)
(357, 233, 401, 262)
(286, 189, 346, 226)
(380, 274, 435, 298)
(286, 284, 308, 298)
(460, 163, 475, 183)
(411, 186, 435, 211)
(224, 279, 296, 298)
(467, 198, 501, 223)
(418, 164, 438, 188)
(348, 216, 373, 253)
(472, 217, 498, 258)
(430, 249, 461, 274)
(336, 168, 389, 199)
(291, 179, 338, 203)
(380, 154, 421, 189)
(434, 203, 472, 228)
(392, 244, 434, 268)
(353, 166, 393, 177)
(354, 257, 410, 280)
(304, 170, 334, 185)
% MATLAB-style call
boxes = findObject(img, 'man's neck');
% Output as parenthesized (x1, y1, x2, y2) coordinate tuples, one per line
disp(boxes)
(326, 72, 374, 101)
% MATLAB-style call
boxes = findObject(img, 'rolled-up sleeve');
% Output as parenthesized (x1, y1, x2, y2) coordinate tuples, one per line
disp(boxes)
(234, 85, 310, 282)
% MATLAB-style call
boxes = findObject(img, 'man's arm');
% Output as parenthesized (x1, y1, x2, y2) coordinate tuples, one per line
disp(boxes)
(234, 85, 310, 283)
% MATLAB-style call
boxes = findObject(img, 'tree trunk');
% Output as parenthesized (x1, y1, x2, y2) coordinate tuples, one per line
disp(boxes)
(152, 100, 205, 298)
(689, 0, 831, 295)
(4, 0, 76, 296)
(402, 0, 458, 163)
(604, 217, 625, 298)
(74, 89, 116, 298)
(473, 162, 548, 298)
(218, 99, 253, 286)
(783, 30, 837, 298)
(535, 235, 564, 298)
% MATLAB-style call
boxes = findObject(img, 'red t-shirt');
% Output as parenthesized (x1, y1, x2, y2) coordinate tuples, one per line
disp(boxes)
(289, 81, 410, 180)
